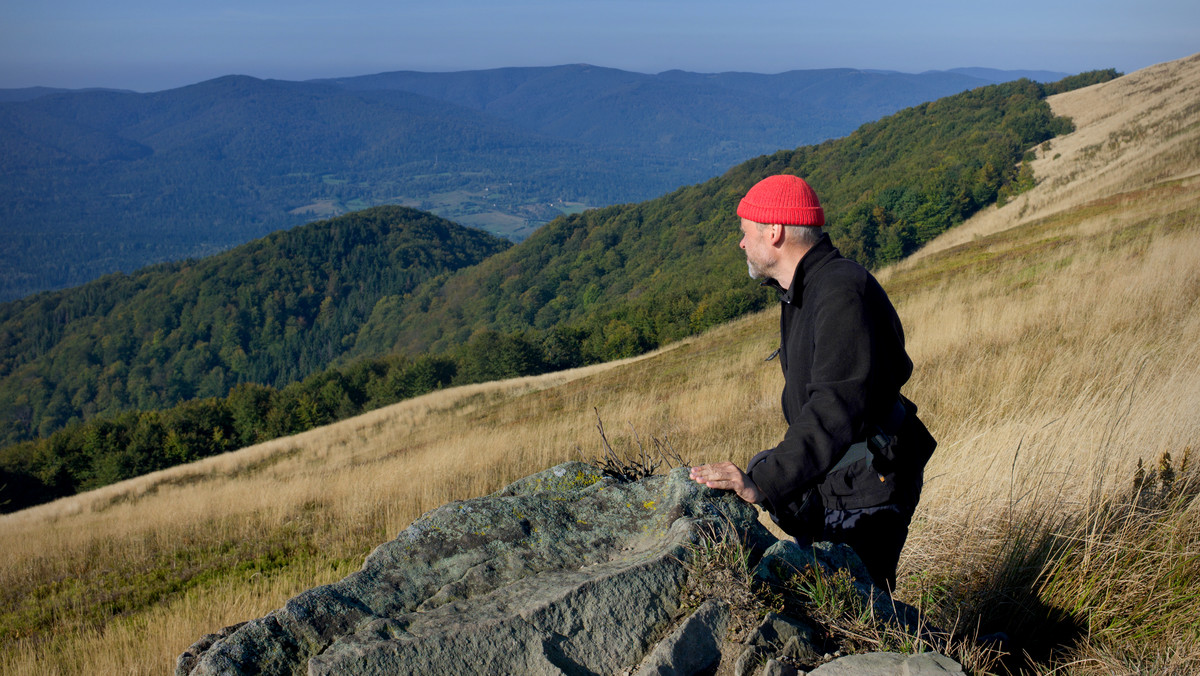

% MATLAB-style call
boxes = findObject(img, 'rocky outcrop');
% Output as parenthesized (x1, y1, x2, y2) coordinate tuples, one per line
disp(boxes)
(177, 463, 961, 675)
(177, 463, 765, 675)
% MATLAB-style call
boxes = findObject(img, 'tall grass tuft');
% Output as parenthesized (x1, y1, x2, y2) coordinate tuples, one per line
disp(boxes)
(781, 557, 1006, 673)
(904, 449, 1200, 674)
(1037, 450, 1200, 673)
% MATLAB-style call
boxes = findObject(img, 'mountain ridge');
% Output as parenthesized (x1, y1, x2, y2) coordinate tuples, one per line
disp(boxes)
(2, 64, 1073, 302)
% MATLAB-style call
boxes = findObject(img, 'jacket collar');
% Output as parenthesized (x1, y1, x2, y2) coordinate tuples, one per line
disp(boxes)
(760, 233, 839, 304)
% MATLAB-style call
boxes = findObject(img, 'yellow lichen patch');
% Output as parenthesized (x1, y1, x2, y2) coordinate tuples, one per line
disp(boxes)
(565, 470, 602, 491)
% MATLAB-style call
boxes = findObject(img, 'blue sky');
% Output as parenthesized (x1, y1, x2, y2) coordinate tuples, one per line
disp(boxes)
(2, 0, 1197, 91)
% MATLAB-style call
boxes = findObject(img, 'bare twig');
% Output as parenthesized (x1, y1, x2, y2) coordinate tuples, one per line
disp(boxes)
(583, 408, 689, 482)
(654, 436, 688, 469)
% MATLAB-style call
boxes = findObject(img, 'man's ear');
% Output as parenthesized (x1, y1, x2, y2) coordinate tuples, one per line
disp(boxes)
(767, 223, 786, 246)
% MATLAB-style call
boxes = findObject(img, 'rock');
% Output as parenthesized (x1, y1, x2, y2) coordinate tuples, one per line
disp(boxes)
(753, 541, 922, 633)
(808, 651, 963, 675)
(177, 462, 959, 676)
(740, 611, 821, 673)
(734, 645, 771, 676)
(746, 611, 818, 651)
(761, 657, 800, 676)
(175, 622, 246, 675)
(753, 540, 871, 589)
(781, 635, 822, 666)
(177, 463, 769, 676)
(633, 598, 729, 675)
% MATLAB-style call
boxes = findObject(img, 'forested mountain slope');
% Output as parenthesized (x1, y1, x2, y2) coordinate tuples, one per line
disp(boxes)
(0, 207, 508, 445)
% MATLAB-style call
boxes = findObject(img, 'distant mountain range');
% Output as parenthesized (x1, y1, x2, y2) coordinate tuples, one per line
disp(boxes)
(944, 67, 1071, 82)
(0, 64, 1067, 302)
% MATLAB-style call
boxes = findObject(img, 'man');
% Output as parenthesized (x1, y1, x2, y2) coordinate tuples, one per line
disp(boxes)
(690, 174, 936, 591)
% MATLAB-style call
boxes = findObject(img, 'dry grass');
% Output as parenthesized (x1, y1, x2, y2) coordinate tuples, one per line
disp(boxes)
(891, 182, 1200, 510)
(3, 53, 1200, 675)
(905, 51, 1200, 262)
(900, 451, 1200, 674)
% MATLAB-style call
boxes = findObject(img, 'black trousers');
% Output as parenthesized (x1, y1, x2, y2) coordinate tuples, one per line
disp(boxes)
(787, 481, 921, 592)
(821, 503, 916, 591)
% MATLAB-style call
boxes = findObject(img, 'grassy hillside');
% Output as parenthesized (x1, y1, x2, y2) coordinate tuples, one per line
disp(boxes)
(1, 54, 1196, 674)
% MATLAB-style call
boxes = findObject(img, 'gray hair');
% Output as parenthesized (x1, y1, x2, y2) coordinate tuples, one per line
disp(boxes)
(785, 225, 823, 248)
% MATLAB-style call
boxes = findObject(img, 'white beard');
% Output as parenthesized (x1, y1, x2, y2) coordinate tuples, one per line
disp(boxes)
(746, 257, 768, 280)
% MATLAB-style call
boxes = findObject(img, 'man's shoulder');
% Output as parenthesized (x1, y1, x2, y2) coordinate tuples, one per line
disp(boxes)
(803, 255, 897, 315)
(794, 239, 885, 306)
(809, 254, 873, 291)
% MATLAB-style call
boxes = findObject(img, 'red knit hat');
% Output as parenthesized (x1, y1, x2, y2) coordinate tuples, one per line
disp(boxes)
(737, 174, 824, 226)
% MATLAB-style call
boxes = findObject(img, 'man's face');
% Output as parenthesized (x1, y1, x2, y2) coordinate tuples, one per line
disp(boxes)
(739, 217, 774, 280)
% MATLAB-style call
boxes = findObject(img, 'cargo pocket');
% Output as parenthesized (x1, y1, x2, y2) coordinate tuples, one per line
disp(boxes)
(819, 456, 896, 511)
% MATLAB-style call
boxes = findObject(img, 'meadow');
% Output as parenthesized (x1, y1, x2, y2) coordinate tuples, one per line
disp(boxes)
(2, 55, 1198, 674)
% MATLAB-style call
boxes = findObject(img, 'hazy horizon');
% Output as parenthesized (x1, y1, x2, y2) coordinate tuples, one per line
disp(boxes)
(0, 63, 1082, 96)
(3, 0, 1196, 92)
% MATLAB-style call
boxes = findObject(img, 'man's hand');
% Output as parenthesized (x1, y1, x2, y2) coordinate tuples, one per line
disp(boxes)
(689, 462, 765, 505)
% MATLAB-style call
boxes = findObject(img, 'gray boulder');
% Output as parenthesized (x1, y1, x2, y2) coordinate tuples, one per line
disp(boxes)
(735, 645, 772, 676)
(760, 658, 800, 676)
(633, 598, 729, 675)
(177, 462, 767, 675)
(745, 611, 818, 652)
(809, 651, 963, 675)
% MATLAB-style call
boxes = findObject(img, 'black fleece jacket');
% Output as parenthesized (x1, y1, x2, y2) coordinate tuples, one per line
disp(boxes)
(747, 234, 931, 527)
